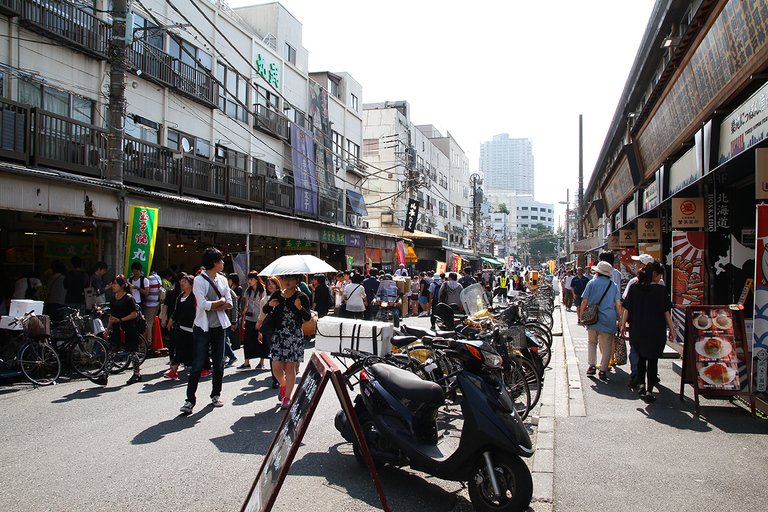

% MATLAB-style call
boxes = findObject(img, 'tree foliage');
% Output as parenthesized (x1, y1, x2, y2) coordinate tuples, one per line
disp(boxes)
(518, 223, 557, 263)
(497, 203, 510, 214)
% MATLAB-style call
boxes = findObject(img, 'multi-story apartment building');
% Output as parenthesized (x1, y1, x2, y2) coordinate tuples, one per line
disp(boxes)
(362, 101, 472, 270)
(515, 196, 555, 231)
(0, 0, 398, 280)
(479, 133, 534, 195)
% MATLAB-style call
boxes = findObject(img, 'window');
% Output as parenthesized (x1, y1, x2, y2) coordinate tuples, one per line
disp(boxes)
(332, 131, 343, 169)
(521, 206, 528, 210)
(195, 138, 210, 158)
(531, 207, 538, 211)
(168, 39, 211, 71)
(346, 140, 360, 163)
(215, 145, 247, 170)
(351, 93, 358, 111)
(363, 139, 379, 157)
(455, 205, 461, 220)
(19, 80, 93, 123)
(439, 202, 447, 218)
(294, 109, 305, 128)
(284, 43, 296, 65)
(125, 116, 159, 144)
(0, 71, 4, 97)
(329, 78, 340, 99)
(133, 14, 163, 50)
(531, 216, 538, 220)
(166, 129, 209, 158)
(217, 63, 248, 122)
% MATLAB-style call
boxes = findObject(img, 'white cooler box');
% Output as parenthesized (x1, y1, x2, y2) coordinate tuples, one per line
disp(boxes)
(315, 317, 393, 356)
(1, 300, 45, 330)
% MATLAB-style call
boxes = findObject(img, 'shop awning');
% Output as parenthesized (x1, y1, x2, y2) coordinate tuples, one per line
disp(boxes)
(406, 245, 418, 262)
(346, 189, 368, 215)
(386, 226, 447, 241)
(482, 257, 501, 265)
(572, 235, 603, 254)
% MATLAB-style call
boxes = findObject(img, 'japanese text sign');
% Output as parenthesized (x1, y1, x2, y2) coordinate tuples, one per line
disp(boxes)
(125, 205, 159, 275)
(672, 198, 705, 228)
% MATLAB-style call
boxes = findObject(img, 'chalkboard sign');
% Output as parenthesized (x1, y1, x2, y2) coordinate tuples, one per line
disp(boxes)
(680, 305, 756, 417)
(241, 352, 390, 512)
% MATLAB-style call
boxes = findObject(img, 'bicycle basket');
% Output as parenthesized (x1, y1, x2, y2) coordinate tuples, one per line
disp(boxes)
(501, 325, 526, 351)
(23, 315, 50, 339)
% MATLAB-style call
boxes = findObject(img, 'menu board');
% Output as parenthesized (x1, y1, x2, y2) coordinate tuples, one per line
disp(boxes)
(680, 305, 755, 417)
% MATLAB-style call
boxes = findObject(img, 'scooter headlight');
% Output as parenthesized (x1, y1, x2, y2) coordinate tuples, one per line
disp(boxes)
(381, 301, 389, 308)
(483, 351, 502, 368)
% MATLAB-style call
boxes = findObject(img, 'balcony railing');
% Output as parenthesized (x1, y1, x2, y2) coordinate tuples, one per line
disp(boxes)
(33, 108, 107, 177)
(319, 186, 342, 223)
(123, 136, 179, 192)
(228, 166, 264, 209)
(264, 177, 293, 214)
(254, 104, 289, 140)
(18, 0, 110, 59)
(179, 154, 226, 202)
(129, 40, 217, 108)
(0, 0, 21, 17)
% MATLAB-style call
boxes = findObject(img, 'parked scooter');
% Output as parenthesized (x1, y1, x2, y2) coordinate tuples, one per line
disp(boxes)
(371, 278, 402, 327)
(335, 337, 534, 512)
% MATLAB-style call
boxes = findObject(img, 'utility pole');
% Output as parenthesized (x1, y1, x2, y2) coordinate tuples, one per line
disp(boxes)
(471, 173, 482, 254)
(107, 0, 131, 182)
(577, 115, 584, 243)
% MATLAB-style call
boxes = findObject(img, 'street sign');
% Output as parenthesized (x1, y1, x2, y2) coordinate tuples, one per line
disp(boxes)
(241, 352, 390, 512)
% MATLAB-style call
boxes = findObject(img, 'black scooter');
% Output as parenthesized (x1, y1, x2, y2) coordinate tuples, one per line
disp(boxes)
(335, 338, 534, 512)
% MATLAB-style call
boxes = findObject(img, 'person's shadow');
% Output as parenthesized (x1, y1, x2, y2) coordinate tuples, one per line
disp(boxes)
(131, 406, 215, 444)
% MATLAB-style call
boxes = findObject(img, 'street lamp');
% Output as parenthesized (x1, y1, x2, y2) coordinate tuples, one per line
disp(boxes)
(559, 189, 570, 262)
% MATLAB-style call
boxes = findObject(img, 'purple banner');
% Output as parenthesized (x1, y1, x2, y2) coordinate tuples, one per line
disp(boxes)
(347, 233, 363, 248)
(291, 124, 318, 215)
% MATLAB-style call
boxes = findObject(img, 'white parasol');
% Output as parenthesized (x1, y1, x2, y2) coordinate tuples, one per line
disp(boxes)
(258, 254, 337, 276)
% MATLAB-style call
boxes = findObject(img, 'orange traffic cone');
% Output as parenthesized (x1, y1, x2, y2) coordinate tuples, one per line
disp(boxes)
(151, 316, 164, 351)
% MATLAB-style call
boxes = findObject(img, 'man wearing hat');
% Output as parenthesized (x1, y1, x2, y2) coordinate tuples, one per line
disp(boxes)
(395, 263, 408, 277)
(622, 254, 664, 388)
(579, 261, 623, 380)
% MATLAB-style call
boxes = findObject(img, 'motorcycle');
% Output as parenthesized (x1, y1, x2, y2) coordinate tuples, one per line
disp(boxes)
(335, 337, 534, 512)
(371, 280, 402, 327)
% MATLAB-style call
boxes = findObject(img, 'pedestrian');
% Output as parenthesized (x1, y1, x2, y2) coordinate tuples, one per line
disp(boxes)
(562, 269, 574, 310)
(459, 268, 475, 288)
(89, 261, 108, 300)
(239, 272, 268, 370)
(332, 271, 347, 316)
(571, 266, 591, 318)
(409, 273, 421, 316)
(620, 261, 674, 401)
(263, 274, 311, 409)
(129, 262, 149, 313)
(160, 270, 179, 364)
(621, 253, 661, 383)
(418, 271, 431, 316)
(92, 274, 142, 386)
(163, 273, 196, 380)
(342, 273, 367, 320)
(12, 271, 42, 300)
(599, 251, 623, 295)
(495, 271, 509, 303)
(256, 277, 281, 388)
(143, 268, 163, 348)
(578, 261, 623, 380)
(362, 269, 380, 320)
(430, 272, 444, 311)
(311, 274, 333, 318)
(63, 256, 89, 311)
(395, 263, 408, 276)
(180, 247, 233, 414)
(223, 283, 240, 367)
(439, 272, 464, 311)
(44, 259, 67, 319)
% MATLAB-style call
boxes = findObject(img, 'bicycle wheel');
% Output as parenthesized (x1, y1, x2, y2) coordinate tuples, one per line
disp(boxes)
(136, 335, 148, 365)
(69, 335, 108, 378)
(526, 330, 551, 369)
(504, 365, 531, 420)
(520, 358, 542, 409)
(19, 339, 61, 386)
(535, 309, 554, 330)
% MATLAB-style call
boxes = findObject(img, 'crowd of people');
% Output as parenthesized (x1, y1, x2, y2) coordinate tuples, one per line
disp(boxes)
(557, 251, 672, 401)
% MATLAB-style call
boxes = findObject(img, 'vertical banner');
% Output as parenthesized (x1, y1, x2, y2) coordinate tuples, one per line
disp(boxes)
(346, 255, 354, 270)
(436, 261, 446, 274)
(291, 124, 318, 216)
(404, 199, 419, 233)
(752, 205, 768, 400)
(396, 241, 406, 266)
(125, 205, 159, 275)
(671, 231, 708, 344)
(232, 253, 247, 286)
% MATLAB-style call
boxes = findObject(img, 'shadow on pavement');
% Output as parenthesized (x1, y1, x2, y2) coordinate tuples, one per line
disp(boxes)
(209, 407, 286, 454)
(131, 405, 214, 444)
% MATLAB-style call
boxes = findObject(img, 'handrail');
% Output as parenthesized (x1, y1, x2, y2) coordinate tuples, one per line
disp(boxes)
(18, 0, 110, 58)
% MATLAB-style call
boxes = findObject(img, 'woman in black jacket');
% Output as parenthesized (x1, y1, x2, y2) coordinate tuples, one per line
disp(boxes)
(263, 274, 311, 409)
(164, 273, 196, 380)
(311, 274, 333, 318)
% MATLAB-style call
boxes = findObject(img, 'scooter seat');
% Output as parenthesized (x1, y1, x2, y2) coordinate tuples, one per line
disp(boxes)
(369, 363, 445, 405)
(391, 335, 419, 348)
(402, 326, 458, 339)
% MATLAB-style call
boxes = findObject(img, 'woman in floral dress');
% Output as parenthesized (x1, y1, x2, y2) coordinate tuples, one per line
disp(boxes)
(262, 274, 311, 409)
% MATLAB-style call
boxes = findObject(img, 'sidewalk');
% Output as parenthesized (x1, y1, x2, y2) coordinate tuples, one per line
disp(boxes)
(540, 302, 767, 511)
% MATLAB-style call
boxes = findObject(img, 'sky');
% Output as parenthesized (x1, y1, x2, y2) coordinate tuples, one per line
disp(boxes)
(227, 0, 657, 226)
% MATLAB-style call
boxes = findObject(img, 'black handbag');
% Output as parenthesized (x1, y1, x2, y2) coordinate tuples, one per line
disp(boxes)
(581, 281, 611, 326)
(259, 311, 278, 336)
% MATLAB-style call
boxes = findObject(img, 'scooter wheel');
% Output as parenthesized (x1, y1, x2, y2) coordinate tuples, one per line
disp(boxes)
(468, 452, 532, 512)
(352, 415, 385, 470)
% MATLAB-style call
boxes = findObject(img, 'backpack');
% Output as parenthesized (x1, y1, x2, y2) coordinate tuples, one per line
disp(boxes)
(134, 301, 146, 333)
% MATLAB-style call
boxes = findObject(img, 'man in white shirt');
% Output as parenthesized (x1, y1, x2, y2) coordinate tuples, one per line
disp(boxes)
(181, 247, 232, 414)
(394, 263, 408, 276)
(562, 269, 574, 310)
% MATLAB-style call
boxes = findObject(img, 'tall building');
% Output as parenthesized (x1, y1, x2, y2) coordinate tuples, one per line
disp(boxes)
(479, 134, 534, 194)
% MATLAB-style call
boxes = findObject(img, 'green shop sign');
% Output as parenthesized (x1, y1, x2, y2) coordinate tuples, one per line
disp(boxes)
(321, 229, 346, 245)
(256, 53, 280, 88)
(282, 239, 316, 250)
(45, 240, 93, 258)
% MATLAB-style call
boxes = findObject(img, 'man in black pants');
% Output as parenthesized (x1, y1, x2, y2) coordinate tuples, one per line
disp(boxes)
(180, 248, 232, 414)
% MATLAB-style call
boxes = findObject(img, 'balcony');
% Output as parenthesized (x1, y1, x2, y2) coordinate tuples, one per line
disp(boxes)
(264, 177, 294, 214)
(18, 0, 110, 59)
(319, 186, 342, 223)
(179, 154, 226, 202)
(253, 104, 289, 140)
(123, 136, 179, 193)
(228, 166, 264, 209)
(33, 108, 107, 177)
(0, 0, 20, 17)
(0, 99, 29, 165)
(129, 40, 217, 108)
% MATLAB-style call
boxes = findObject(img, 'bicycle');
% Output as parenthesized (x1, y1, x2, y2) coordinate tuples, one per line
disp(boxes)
(48, 308, 108, 378)
(4, 312, 61, 386)
(92, 303, 147, 373)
